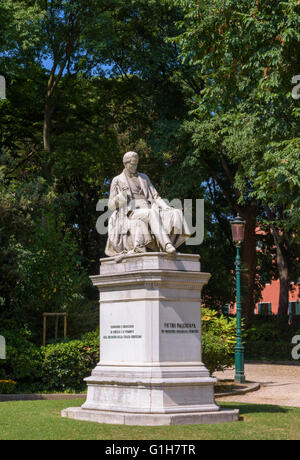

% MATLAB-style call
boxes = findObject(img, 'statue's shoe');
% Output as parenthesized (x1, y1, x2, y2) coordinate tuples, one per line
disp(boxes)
(165, 243, 176, 254)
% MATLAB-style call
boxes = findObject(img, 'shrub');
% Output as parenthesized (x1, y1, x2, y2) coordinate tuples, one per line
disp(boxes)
(246, 316, 300, 343)
(244, 317, 300, 361)
(14, 225, 90, 344)
(80, 329, 99, 342)
(0, 379, 17, 394)
(0, 323, 100, 393)
(0, 327, 43, 392)
(245, 341, 293, 361)
(41, 336, 99, 392)
(201, 308, 238, 374)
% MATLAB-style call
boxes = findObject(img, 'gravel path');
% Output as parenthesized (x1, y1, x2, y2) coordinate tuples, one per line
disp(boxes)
(214, 363, 300, 407)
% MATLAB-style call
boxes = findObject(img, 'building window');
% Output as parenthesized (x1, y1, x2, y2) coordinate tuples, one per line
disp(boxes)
(257, 302, 272, 316)
(289, 301, 300, 316)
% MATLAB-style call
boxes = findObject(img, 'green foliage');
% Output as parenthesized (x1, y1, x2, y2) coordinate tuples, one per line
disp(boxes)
(19, 227, 86, 310)
(246, 317, 300, 343)
(0, 0, 44, 53)
(0, 325, 43, 392)
(253, 139, 300, 235)
(173, 0, 300, 222)
(245, 341, 295, 362)
(79, 329, 99, 342)
(173, 0, 300, 317)
(244, 317, 300, 361)
(0, 379, 16, 394)
(1, 0, 298, 363)
(0, 321, 100, 393)
(201, 307, 237, 374)
(41, 337, 99, 392)
(13, 223, 92, 343)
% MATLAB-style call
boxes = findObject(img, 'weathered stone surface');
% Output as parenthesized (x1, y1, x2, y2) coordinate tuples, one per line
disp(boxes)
(98, 251, 201, 275)
(61, 407, 240, 426)
(105, 151, 190, 256)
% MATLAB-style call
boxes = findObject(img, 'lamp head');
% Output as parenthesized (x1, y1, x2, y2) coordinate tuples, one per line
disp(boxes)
(230, 214, 246, 246)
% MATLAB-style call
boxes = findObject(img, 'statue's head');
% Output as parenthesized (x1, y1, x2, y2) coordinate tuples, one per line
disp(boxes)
(123, 151, 139, 174)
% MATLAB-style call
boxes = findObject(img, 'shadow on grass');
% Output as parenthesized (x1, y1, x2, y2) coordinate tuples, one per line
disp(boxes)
(220, 402, 289, 415)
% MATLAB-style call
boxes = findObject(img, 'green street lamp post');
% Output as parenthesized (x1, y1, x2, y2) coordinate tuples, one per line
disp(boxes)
(230, 214, 246, 384)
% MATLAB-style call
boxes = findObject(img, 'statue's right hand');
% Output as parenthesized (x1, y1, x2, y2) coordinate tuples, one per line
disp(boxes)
(120, 186, 130, 201)
(118, 187, 129, 207)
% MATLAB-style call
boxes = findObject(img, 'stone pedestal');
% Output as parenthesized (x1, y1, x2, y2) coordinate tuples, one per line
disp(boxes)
(62, 253, 239, 425)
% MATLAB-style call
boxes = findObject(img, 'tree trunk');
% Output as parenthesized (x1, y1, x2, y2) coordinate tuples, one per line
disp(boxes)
(43, 85, 56, 182)
(238, 202, 258, 324)
(264, 206, 291, 317)
(43, 96, 52, 157)
(42, 63, 63, 179)
(274, 234, 290, 316)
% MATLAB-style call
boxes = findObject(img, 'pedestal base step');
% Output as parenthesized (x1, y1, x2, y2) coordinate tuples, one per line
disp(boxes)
(61, 407, 240, 426)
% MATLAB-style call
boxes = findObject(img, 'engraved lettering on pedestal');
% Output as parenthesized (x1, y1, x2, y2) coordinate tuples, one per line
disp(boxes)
(103, 324, 142, 340)
(161, 322, 200, 334)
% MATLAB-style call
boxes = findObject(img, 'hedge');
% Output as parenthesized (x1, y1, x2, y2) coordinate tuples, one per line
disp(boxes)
(0, 329, 99, 393)
(0, 328, 43, 392)
(245, 341, 295, 361)
(41, 338, 99, 392)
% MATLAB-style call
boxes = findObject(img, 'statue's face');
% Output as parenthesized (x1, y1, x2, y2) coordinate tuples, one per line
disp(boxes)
(124, 157, 138, 174)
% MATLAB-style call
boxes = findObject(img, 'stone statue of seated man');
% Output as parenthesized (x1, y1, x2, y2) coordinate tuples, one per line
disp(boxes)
(105, 151, 190, 257)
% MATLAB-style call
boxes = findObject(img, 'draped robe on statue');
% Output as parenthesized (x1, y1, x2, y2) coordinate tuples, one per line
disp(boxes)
(105, 170, 190, 257)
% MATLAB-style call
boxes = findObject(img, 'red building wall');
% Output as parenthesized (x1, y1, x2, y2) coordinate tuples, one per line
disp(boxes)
(228, 226, 300, 316)
(254, 280, 300, 315)
(229, 281, 300, 316)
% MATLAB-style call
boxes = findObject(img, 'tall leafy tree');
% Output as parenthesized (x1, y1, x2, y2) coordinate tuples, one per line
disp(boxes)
(173, 0, 300, 319)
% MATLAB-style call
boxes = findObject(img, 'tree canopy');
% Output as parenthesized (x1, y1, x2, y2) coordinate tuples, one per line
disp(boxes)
(0, 0, 299, 343)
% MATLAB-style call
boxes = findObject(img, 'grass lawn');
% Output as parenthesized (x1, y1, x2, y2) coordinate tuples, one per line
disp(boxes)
(0, 399, 300, 440)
